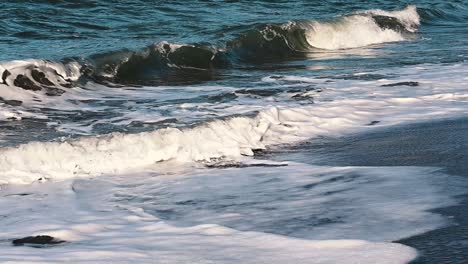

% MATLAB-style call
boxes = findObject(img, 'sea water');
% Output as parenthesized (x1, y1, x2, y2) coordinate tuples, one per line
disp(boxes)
(0, 1, 467, 263)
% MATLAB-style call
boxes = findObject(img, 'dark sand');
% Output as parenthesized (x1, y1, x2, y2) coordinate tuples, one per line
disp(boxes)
(263, 118, 468, 264)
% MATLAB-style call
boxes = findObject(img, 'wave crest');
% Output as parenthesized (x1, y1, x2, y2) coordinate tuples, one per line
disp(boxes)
(0, 6, 420, 91)
(305, 6, 419, 50)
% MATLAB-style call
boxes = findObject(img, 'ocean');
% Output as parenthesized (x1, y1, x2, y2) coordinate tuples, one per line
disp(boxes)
(0, 1, 467, 263)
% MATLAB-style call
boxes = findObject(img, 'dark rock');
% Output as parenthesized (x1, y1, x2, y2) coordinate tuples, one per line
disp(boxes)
(45, 87, 65, 96)
(270, 75, 283, 80)
(12, 235, 65, 246)
(287, 86, 318, 93)
(2, 70, 11, 84)
(381, 81, 419, 87)
(5, 193, 31, 197)
(235, 88, 282, 97)
(4, 99, 22, 106)
(0, 97, 22, 106)
(367, 120, 380, 126)
(13, 75, 42, 91)
(291, 93, 314, 102)
(31, 69, 54, 86)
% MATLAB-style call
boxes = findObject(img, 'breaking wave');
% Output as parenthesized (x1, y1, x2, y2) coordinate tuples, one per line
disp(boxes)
(304, 5, 419, 50)
(0, 104, 377, 184)
(0, 6, 419, 91)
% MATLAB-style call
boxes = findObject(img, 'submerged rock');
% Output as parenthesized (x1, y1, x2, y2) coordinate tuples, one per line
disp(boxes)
(45, 87, 65, 96)
(367, 120, 381, 126)
(0, 97, 22, 106)
(235, 88, 282, 97)
(12, 235, 65, 247)
(381, 81, 419, 87)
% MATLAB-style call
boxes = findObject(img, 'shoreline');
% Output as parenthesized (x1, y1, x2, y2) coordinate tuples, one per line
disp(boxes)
(261, 117, 468, 263)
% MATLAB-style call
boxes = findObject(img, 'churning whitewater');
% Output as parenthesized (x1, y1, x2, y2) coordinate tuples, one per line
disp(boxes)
(1, 61, 467, 185)
(0, 1, 467, 264)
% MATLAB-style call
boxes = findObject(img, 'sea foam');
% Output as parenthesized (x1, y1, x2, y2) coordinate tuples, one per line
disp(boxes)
(305, 6, 419, 49)
(0, 175, 418, 264)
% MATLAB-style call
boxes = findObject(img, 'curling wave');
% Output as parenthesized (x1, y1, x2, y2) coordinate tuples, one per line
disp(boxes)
(0, 6, 420, 92)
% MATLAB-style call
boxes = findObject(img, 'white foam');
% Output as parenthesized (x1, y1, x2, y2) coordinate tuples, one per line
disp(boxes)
(364, 5, 420, 32)
(0, 99, 458, 184)
(304, 6, 419, 50)
(106, 163, 466, 242)
(305, 15, 404, 50)
(0, 63, 467, 184)
(0, 106, 21, 121)
(0, 177, 417, 264)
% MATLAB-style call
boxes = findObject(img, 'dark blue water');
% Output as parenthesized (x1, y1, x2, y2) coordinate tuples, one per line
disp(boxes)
(1, 1, 466, 74)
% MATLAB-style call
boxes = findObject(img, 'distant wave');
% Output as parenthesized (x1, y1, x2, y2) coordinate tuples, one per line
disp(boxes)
(0, 6, 419, 94)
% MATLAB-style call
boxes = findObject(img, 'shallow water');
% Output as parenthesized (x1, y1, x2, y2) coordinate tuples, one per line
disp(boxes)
(0, 1, 467, 263)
